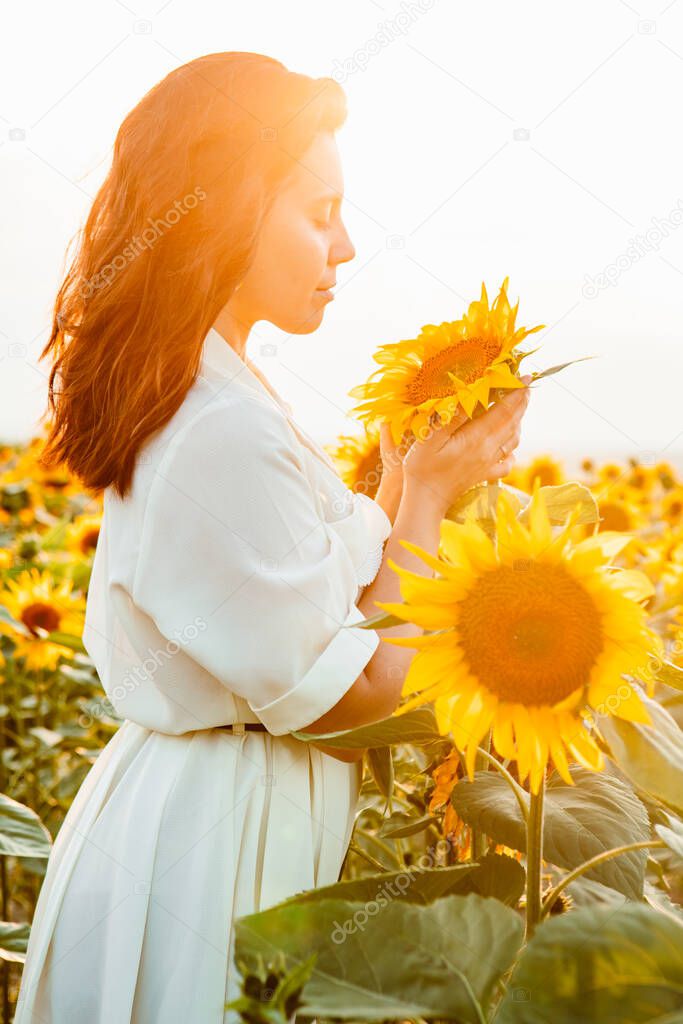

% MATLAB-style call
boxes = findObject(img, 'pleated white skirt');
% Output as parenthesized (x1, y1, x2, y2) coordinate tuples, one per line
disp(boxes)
(14, 721, 362, 1023)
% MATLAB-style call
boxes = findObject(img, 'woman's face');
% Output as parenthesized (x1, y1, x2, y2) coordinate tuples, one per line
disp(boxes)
(227, 131, 356, 336)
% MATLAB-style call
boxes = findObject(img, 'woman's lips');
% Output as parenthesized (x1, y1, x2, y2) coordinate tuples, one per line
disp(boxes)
(315, 288, 334, 301)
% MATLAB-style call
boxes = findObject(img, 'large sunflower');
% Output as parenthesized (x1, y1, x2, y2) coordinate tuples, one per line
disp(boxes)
(374, 486, 660, 793)
(348, 277, 544, 446)
(1, 568, 85, 670)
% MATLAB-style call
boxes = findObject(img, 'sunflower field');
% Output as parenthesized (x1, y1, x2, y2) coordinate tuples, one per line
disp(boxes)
(1, 425, 683, 1024)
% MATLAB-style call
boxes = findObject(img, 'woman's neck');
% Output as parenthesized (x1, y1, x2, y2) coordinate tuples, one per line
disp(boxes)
(212, 305, 250, 361)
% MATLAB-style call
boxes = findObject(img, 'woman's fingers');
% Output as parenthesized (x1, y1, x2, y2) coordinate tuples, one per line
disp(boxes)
(424, 406, 469, 451)
(428, 378, 531, 441)
(486, 452, 516, 484)
(499, 422, 522, 456)
(481, 382, 531, 473)
(428, 405, 468, 431)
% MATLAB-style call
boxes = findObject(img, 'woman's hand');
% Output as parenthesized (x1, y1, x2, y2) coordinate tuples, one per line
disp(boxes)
(379, 421, 411, 481)
(373, 422, 409, 524)
(402, 375, 533, 514)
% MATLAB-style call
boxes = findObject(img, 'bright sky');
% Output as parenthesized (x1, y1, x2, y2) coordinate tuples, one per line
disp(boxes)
(2, 0, 683, 471)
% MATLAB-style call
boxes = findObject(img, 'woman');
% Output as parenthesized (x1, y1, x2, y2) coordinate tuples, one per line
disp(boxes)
(14, 52, 530, 1023)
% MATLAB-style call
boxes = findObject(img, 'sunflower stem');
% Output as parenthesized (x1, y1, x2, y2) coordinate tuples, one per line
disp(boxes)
(539, 839, 666, 919)
(348, 840, 389, 873)
(525, 777, 545, 939)
(488, 480, 501, 524)
(471, 733, 492, 861)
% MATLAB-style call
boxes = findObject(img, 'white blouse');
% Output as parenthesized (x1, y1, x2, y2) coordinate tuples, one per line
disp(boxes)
(82, 327, 393, 738)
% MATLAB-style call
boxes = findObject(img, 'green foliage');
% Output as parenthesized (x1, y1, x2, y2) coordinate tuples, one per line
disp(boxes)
(599, 693, 683, 816)
(451, 767, 650, 898)
(0, 793, 52, 858)
(234, 893, 524, 1024)
(277, 854, 524, 910)
(494, 904, 683, 1023)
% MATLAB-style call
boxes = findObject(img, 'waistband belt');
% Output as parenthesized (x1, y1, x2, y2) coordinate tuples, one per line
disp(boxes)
(217, 722, 269, 734)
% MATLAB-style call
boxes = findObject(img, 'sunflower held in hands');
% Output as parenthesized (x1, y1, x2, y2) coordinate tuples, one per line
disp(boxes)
(348, 277, 546, 447)
(350, 276, 593, 448)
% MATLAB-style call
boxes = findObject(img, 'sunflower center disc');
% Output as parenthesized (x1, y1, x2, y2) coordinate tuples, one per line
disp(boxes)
(80, 529, 100, 553)
(457, 562, 604, 705)
(408, 337, 501, 403)
(354, 449, 383, 497)
(22, 602, 61, 636)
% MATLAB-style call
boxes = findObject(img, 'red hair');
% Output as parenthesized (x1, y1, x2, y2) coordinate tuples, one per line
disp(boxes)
(39, 52, 346, 498)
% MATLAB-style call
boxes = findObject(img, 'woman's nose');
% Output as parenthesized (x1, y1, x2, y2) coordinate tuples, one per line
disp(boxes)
(331, 221, 356, 267)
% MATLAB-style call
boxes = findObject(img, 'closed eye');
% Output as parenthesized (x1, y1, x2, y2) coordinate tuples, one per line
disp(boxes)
(312, 198, 340, 230)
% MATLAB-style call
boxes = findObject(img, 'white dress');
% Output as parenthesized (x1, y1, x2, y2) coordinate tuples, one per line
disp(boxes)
(14, 327, 392, 1024)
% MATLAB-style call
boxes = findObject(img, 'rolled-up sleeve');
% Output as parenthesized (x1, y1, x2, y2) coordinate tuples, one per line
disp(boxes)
(131, 399, 381, 735)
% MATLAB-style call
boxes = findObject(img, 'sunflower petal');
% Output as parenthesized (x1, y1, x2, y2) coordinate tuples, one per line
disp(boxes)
(561, 717, 604, 772)
(373, 600, 456, 629)
(526, 708, 550, 794)
(538, 707, 574, 785)
(512, 706, 533, 786)
(464, 702, 495, 780)
(607, 568, 655, 603)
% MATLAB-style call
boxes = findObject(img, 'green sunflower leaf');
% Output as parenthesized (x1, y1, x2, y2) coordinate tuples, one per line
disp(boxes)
(518, 481, 600, 526)
(0, 921, 31, 963)
(530, 355, 596, 381)
(277, 863, 479, 907)
(655, 815, 683, 861)
(598, 693, 683, 816)
(494, 903, 683, 1023)
(451, 767, 649, 898)
(278, 855, 523, 909)
(368, 746, 394, 802)
(0, 793, 52, 858)
(44, 631, 86, 653)
(234, 893, 524, 1023)
(444, 481, 528, 528)
(290, 706, 442, 749)
(352, 609, 407, 630)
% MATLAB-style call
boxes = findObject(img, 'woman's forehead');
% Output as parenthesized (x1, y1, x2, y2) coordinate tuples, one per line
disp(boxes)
(287, 133, 344, 200)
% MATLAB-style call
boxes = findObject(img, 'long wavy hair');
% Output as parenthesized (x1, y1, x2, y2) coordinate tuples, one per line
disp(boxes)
(39, 52, 346, 498)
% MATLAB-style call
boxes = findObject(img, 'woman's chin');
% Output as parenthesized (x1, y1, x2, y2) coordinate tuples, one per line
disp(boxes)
(279, 307, 326, 334)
